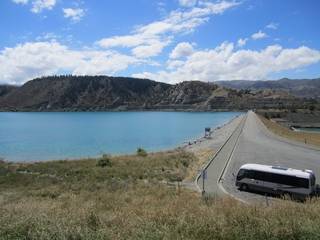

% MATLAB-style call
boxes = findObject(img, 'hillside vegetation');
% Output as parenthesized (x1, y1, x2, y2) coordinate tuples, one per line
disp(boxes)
(217, 78, 320, 99)
(1, 150, 320, 239)
(0, 76, 317, 111)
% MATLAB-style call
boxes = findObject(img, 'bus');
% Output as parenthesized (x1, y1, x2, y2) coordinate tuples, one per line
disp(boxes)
(235, 163, 316, 198)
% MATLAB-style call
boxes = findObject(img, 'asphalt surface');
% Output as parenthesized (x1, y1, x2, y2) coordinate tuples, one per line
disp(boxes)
(198, 111, 320, 204)
(196, 114, 246, 196)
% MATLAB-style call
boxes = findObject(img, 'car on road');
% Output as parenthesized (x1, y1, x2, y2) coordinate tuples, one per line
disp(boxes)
(235, 163, 316, 199)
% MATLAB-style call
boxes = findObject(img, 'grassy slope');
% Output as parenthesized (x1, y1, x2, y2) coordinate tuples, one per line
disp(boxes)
(259, 115, 320, 147)
(1, 150, 320, 239)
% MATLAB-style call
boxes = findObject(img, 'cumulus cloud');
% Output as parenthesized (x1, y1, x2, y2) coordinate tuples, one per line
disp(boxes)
(132, 40, 171, 58)
(12, 0, 56, 12)
(166, 59, 185, 70)
(12, 0, 28, 4)
(179, 0, 197, 7)
(251, 30, 268, 40)
(31, 0, 56, 13)
(0, 41, 141, 85)
(63, 8, 85, 22)
(170, 42, 194, 59)
(237, 38, 248, 47)
(97, 1, 240, 58)
(132, 42, 320, 83)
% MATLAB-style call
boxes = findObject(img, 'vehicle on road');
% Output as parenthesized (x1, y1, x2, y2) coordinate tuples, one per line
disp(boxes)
(235, 163, 316, 199)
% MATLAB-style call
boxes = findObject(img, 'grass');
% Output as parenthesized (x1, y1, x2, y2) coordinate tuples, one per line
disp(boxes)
(259, 115, 320, 147)
(184, 147, 216, 181)
(1, 150, 320, 239)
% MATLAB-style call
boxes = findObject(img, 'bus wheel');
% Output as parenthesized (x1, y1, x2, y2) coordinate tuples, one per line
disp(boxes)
(240, 184, 249, 191)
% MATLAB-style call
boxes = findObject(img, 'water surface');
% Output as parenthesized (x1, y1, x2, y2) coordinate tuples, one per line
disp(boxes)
(0, 112, 241, 161)
(295, 127, 320, 133)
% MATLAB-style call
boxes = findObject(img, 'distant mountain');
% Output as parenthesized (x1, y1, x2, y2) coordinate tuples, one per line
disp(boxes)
(217, 78, 320, 98)
(0, 76, 317, 111)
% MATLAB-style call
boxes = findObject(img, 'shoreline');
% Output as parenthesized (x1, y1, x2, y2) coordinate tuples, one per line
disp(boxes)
(182, 114, 243, 152)
(0, 109, 247, 113)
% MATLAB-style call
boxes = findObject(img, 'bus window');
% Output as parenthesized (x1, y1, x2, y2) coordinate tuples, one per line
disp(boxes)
(253, 171, 310, 189)
(246, 170, 255, 179)
(236, 169, 246, 180)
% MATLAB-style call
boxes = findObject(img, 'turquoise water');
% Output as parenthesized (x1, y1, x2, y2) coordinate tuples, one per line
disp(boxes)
(296, 127, 320, 133)
(0, 112, 241, 162)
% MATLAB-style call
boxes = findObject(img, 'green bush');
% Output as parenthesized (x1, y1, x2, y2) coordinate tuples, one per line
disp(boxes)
(136, 148, 148, 157)
(97, 156, 112, 168)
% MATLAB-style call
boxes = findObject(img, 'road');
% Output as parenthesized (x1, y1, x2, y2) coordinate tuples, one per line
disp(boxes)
(196, 114, 246, 196)
(198, 111, 320, 204)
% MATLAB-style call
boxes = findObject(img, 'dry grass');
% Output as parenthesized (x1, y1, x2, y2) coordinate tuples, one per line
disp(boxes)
(259, 115, 320, 147)
(1, 150, 320, 239)
(184, 147, 215, 181)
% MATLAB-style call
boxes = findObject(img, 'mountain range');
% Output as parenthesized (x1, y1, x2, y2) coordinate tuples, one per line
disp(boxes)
(0, 76, 318, 111)
(217, 78, 320, 99)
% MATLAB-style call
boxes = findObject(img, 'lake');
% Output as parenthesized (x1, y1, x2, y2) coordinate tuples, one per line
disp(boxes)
(0, 112, 241, 162)
(295, 127, 320, 133)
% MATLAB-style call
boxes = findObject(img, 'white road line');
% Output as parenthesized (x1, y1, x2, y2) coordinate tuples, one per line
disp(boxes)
(194, 115, 245, 192)
(217, 115, 249, 204)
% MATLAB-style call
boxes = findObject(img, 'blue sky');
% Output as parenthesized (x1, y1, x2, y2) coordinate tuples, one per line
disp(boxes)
(0, 0, 320, 85)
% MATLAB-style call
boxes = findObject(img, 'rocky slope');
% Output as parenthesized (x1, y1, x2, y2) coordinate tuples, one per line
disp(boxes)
(0, 85, 18, 98)
(217, 78, 320, 99)
(0, 76, 318, 111)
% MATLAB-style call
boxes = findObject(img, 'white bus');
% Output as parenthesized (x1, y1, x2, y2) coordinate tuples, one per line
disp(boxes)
(236, 164, 316, 198)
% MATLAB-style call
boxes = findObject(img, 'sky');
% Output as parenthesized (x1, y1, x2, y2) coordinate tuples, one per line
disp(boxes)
(0, 0, 320, 85)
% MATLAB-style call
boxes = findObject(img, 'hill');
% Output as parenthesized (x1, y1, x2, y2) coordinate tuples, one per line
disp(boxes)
(0, 76, 318, 111)
(217, 78, 320, 99)
(0, 85, 18, 97)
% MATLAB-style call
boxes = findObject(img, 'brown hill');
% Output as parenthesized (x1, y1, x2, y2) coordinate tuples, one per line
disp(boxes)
(0, 76, 317, 111)
(217, 78, 320, 99)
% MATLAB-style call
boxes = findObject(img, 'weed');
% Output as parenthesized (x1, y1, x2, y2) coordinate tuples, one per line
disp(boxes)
(137, 147, 148, 157)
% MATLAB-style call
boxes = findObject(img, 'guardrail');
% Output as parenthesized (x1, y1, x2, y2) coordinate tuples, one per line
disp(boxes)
(194, 114, 246, 192)
(218, 114, 247, 184)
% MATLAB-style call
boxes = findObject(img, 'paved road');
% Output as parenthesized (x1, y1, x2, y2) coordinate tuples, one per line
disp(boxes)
(198, 111, 320, 204)
(196, 114, 246, 196)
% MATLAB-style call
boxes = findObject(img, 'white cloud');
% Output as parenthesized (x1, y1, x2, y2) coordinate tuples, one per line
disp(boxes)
(132, 40, 171, 58)
(251, 30, 268, 40)
(12, 0, 56, 13)
(266, 22, 279, 30)
(97, 1, 240, 58)
(179, 0, 197, 7)
(0, 41, 141, 85)
(170, 42, 194, 59)
(12, 0, 28, 4)
(132, 42, 320, 83)
(166, 59, 185, 70)
(63, 8, 85, 22)
(237, 38, 248, 47)
(31, 0, 56, 13)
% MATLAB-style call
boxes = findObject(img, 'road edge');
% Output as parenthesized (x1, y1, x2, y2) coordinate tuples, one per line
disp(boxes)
(194, 114, 246, 193)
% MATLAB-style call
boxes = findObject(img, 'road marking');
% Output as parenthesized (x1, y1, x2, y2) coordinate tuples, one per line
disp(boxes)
(194, 115, 245, 193)
(217, 114, 248, 204)
(217, 115, 249, 204)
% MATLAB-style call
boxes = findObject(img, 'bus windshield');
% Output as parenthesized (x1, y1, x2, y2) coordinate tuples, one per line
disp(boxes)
(236, 169, 246, 180)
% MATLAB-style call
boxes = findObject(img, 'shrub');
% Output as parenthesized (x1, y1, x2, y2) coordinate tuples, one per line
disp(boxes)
(0, 157, 5, 164)
(137, 148, 148, 157)
(180, 159, 190, 168)
(309, 105, 315, 112)
(97, 156, 112, 168)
